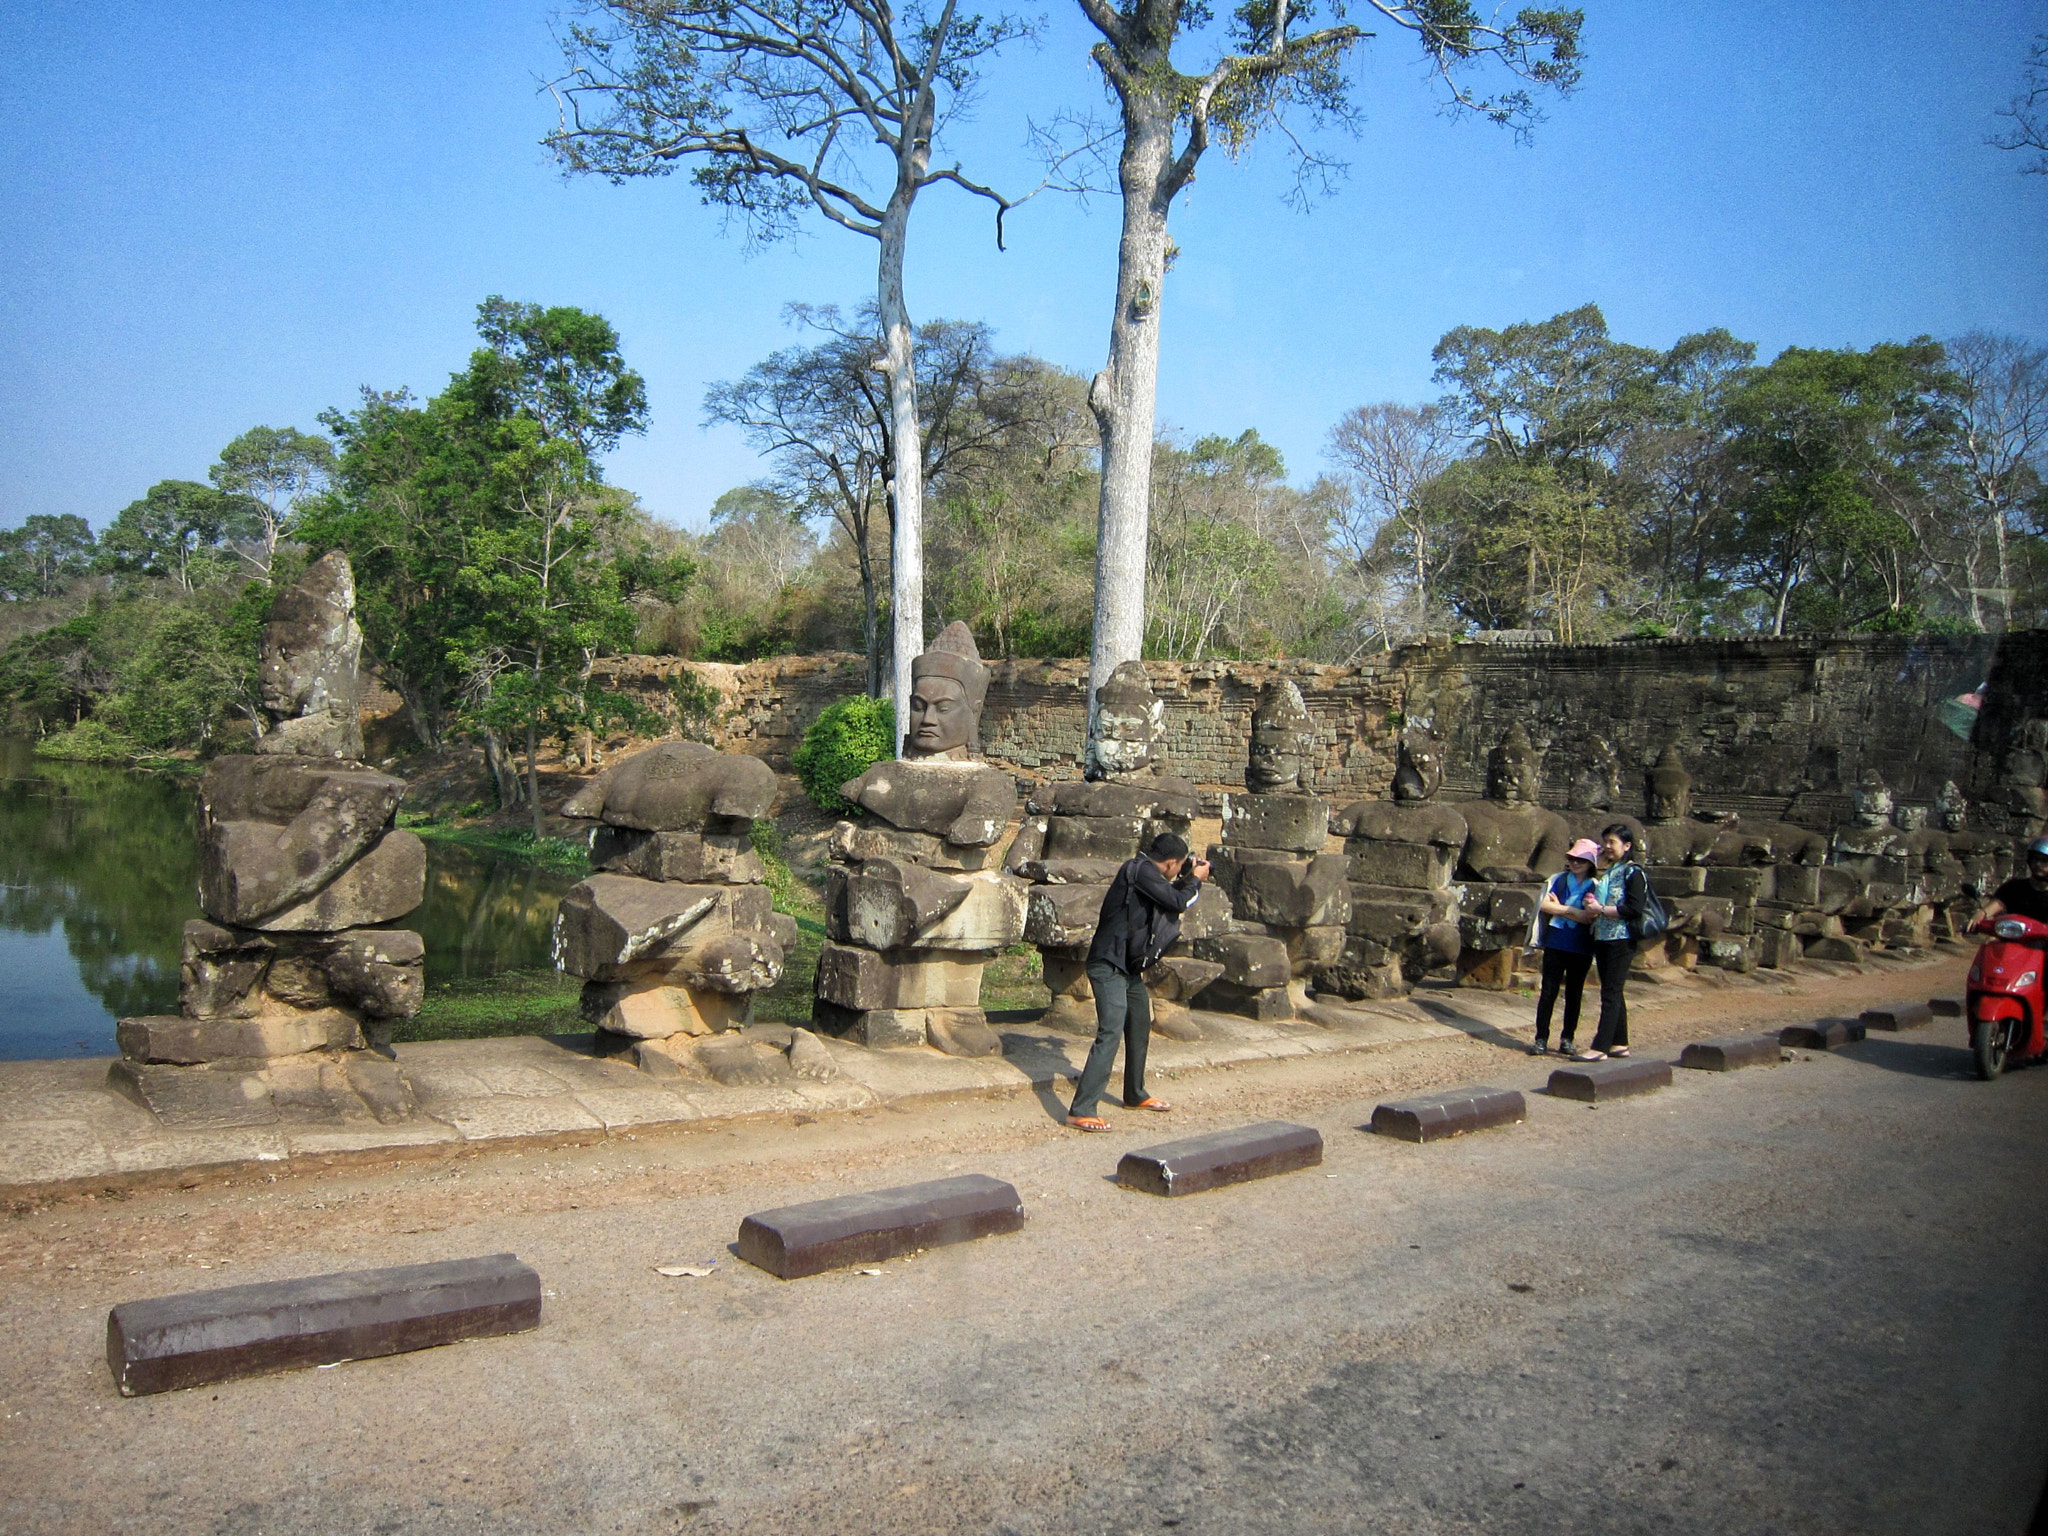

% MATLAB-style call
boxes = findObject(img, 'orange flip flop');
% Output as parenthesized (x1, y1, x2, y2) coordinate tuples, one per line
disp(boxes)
(1126, 1097, 1172, 1112)
(1066, 1115, 1112, 1132)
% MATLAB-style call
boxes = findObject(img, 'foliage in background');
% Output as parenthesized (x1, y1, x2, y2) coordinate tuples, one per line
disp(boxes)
(792, 695, 894, 814)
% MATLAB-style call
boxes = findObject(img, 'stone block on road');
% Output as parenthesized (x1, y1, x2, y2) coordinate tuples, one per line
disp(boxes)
(1779, 1019, 1866, 1050)
(1370, 1087, 1526, 1143)
(737, 1174, 1024, 1279)
(1678, 1035, 1784, 1072)
(106, 1253, 541, 1396)
(1547, 1058, 1674, 1102)
(1929, 996, 1963, 1018)
(1115, 1121, 1323, 1196)
(1860, 1002, 1934, 1031)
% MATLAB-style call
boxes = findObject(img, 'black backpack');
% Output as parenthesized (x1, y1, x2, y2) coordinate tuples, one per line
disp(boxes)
(1625, 863, 1669, 941)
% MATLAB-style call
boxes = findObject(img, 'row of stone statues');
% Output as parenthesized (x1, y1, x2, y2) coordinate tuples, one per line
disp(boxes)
(116, 556, 2012, 1119)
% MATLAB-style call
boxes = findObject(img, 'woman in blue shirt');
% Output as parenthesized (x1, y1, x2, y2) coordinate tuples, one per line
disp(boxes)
(1531, 838, 1600, 1054)
(1575, 823, 1653, 1061)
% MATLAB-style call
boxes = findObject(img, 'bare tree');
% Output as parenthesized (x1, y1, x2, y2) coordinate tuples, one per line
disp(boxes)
(209, 426, 335, 579)
(547, 0, 1029, 749)
(704, 306, 1013, 695)
(1072, 0, 1583, 758)
(1992, 32, 2048, 174)
(1943, 331, 2048, 628)
(1326, 401, 1459, 634)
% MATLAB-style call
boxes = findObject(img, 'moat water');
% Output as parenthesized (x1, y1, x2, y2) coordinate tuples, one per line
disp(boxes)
(0, 737, 574, 1060)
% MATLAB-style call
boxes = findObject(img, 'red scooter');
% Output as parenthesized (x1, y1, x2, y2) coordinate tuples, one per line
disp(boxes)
(1966, 912, 2048, 1079)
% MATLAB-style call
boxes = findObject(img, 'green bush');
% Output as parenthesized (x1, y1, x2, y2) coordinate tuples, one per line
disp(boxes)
(793, 695, 895, 813)
(37, 719, 147, 762)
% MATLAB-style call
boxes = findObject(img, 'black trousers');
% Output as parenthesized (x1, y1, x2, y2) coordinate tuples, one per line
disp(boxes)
(1592, 938, 1634, 1052)
(1534, 946, 1593, 1045)
(1070, 961, 1151, 1118)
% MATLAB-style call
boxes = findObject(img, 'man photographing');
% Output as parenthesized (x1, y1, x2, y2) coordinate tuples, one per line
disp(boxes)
(1066, 832, 1209, 1131)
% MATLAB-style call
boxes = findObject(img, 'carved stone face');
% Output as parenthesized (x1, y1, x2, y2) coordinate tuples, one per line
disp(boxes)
(1851, 775, 1895, 827)
(1938, 783, 1969, 832)
(1486, 726, 1541, 808)
(905, 677, 971, 758)
(1246, 682, 1313, 794)
(1092, 662, 1163, 778)
(1391, 728, 1443, 805)
(1892, 804, 1928, 833)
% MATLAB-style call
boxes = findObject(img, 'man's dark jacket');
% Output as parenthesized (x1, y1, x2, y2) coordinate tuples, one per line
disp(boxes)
(1088, 856, 1204, 977)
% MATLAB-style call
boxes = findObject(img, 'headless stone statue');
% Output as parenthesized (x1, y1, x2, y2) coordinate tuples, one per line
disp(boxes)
(816, 624, 1024, 1057)
(112, 553, 425, 1126)
(555, 741, 804, 1081)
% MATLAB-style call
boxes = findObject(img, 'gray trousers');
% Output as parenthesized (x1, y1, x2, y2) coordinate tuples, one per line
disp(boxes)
(1069, 962, 1151, 1118)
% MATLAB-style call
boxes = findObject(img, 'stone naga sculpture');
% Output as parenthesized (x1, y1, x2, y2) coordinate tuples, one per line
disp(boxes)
(112, 554, 426, 1126)
(1007, 661, 1223, 1037)
(1323, 724, 1466, 1000)
(1200, 679, 1349, 1019)
(554, 740, 802, 1078)
(813, 623, 1026, 1057)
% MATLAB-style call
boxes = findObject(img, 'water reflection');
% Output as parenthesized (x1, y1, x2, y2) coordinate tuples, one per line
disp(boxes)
(0, 738, 575, 1059)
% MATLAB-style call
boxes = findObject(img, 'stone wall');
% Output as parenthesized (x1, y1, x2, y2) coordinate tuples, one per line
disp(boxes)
(592, 630, 2048, 829)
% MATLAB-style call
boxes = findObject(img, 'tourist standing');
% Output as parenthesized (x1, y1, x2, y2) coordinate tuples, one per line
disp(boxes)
(1066, 833, 1208, 1131)
(1576, 823, 1651, 1061)
(1530, 838, 1600, 1055)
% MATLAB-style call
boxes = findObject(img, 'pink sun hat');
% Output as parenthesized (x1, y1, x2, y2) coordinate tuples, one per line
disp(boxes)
(1566, 839, 1601, 863)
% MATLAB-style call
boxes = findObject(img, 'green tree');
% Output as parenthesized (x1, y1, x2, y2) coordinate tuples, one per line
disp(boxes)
(209, 426, 335, 577)
(99, 480, 262, 592)
(1715, 341, 1956, 634)
(0, 514, 97, 601)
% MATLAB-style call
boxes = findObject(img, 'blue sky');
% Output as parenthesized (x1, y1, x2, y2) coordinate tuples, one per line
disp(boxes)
(3, 1, 2045, 533)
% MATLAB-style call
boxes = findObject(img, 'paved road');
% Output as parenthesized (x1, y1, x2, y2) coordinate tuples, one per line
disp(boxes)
(3, 988, 2045, 1534)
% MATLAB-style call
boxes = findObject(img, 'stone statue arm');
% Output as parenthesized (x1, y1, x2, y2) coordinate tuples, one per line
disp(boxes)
(946, 768, 1019, 849)
(1004, 816, 1048, 874)
(217, 776, 401, 922)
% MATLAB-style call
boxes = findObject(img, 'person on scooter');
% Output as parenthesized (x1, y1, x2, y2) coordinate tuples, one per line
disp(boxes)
(1977, 836, 2048, 926)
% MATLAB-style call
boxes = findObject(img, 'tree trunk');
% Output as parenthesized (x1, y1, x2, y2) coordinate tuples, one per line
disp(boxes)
(877, 194, 925, 755)
(859, 548, 882, 700)
(484, 729, 522, 809)
(1085, 107, 1176, 750)
(526, 719, 543, 843)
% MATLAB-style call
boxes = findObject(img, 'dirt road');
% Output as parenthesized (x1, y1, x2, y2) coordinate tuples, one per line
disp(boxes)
(4, 954, 2044, 1534)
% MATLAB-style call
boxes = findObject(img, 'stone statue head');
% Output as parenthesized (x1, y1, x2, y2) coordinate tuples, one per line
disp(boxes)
(1486, 723, 1542, 808)
(1937, 780, 1970, 832)
(259, 552, 361, 722)
(1391, 725, 1444, 804)
(1568, 737, 1621, 813)
(1850, 769, 1894, 827)
(1645, 744, 1692, 824)
(905, 621, 989, 759)
(253, 551, 364, 759)
(1892, 803, 1928, 832)
(1090, 661, 1163, 779)
(1246, 679, 1314, 793)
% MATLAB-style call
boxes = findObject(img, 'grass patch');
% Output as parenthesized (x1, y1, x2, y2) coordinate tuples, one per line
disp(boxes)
(749, 817, 828, 1025)
(398, 813, 590, 871)
(391, 969, 585, 1043)
(981, 943, 1048, 1013)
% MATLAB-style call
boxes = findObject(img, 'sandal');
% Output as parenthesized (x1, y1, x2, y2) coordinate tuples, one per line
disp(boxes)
(1125, 1097, 1172, 1112)
(1066, 1115, 1112, 1132)
(1569, 1048, 1607, 1062)
(1607, 1046, 1631, 1058)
